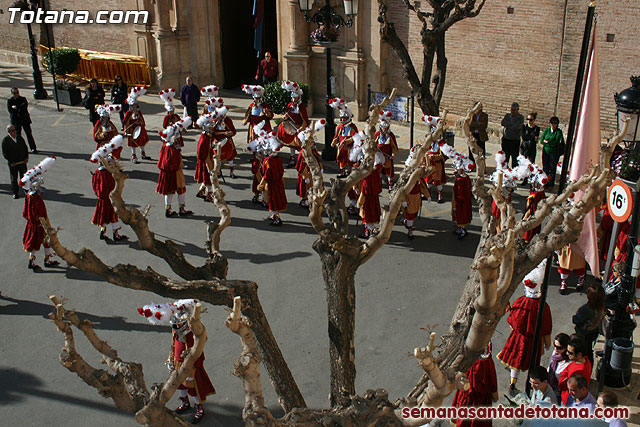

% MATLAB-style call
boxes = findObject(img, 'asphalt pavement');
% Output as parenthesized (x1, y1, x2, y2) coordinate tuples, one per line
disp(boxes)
(0, 62, 637, 426)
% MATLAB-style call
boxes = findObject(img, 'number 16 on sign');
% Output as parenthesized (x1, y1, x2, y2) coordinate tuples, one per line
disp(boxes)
(608, 179, 633, 223)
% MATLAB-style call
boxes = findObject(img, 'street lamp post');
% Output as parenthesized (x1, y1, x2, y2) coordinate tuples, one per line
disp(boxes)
(614, 76, 640, 337)
(13, 0, 47, 99)
(298, 0, 358, 160)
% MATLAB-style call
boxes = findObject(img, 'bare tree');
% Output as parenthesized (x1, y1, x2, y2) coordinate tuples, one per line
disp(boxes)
(41, 101, 628, 425)
(41, 154, 306, 413)
(377, 0, 486, 115)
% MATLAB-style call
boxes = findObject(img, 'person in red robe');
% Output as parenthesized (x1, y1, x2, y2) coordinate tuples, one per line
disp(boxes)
(497, 259, 552, 393)
(598, 206, 614, 262)
(401, 149, 430, 240)
(451, 156, 474, 240)
(278, 81, 310, 167)
(19, 157, 60, 270)
(330, 98, 358, 178)
(122, 87, 150, 164)
(422, 116, 446, 203)
(89, 137, 128, 242)
(157, 118, 193, 217)
(137, 300, 215, 424)
(522, 169, 548, 242)
(159, 88, 185, 147)
(294, 121, 325, 208)
(93, 104, 121, 158)
(194, 114, 215, 203)
(211, 106, 238, 178)
(242, 85, 273, 143)
(257, 135, 287, 226)
(376, 111, 398, 191)
(557, 338, 592, 405)
(452, 343, 499, 427)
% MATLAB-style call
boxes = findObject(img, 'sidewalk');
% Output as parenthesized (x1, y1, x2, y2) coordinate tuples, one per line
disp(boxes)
(1, 61, 638, 425)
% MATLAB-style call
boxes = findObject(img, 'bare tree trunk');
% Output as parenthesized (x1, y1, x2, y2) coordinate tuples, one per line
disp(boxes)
(315, 242, 359, 407)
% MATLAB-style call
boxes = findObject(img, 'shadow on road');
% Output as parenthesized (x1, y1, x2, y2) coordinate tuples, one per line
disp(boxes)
(0, 294, 168, 333)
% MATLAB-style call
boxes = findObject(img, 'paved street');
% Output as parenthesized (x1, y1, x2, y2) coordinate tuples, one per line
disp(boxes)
(0, 64, 636, 426)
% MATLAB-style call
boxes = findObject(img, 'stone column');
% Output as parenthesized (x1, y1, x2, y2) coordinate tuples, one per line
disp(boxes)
(283, 0, 312, 113)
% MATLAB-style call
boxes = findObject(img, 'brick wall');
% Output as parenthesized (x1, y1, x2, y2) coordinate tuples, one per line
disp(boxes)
(384, 0, 640, 135)
(0, 0, 137, 56)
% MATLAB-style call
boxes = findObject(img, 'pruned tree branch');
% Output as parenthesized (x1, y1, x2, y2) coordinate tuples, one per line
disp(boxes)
(41, 219, 306, 413)
(205, 142, 231, 264)
(226, 296, 278, 426)
(99, 157, 226, 281)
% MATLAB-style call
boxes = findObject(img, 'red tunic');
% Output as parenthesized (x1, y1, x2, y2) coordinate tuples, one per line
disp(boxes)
(162, 113, 184, 147)
(523, 190, 546, 242)
(425, 149, 447, 186)
(93, 120, 121, 158)
(251, 154, 262, 195)
(263, 156, 287, 212)
(376, 131, 398, 176)
(404, 180, 429, 220)
(22, 192, 48, 252)
(194, 132, 212, 186)
(452, 356, 497, 427)
(558, 360, 592, 405)
(173, 331, 216, 402)
(212, 117, 237, 161)
(91, 168, 118, 226)
(277, 103, 309, 146)
(333, 123, 358, 169)
(245, 102, 273, 143)
(359, 164, 383, 224)
(156, 144, 183, 195)
(452, 174, 472, 226)
(295, 146, 321, 198)
(497, 296, 552, 371)
(122, 110, 150, 148)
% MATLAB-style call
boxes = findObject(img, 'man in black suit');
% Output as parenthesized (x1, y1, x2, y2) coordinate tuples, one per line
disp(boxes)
(7, 87, 37, 153)
(2, 124, 29, 199)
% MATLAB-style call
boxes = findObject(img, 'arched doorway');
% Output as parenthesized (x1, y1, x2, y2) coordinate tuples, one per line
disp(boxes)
(219, 0, 278, 89)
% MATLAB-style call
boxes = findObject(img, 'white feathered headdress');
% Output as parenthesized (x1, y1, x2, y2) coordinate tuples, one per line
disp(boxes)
(241, 84, 265, 98)
(20, 156, 56, 190)
(297, 119, 327, 145)
(329, 97, 353, 118)
(196, 112, 217, 130)
(281, 80, 303, 99)
(90, 135, 124, 162)
(348, 131, 367, 163)
(126, 86, 147, 106)
(137, 299, 199, 326)
(205, 97, 224, 112)
(200, 85, 219, 99)
(421, 115, 442, 128)
(378, 110, 392, 128)
(523, 259, 547, 298)
(439, 142, 475, 173)
(95, 104, 121, 118)
(158, 88, 175, 112)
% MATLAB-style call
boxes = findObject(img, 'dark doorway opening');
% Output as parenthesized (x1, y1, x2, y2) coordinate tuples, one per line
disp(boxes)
(219, 0, 278, 89)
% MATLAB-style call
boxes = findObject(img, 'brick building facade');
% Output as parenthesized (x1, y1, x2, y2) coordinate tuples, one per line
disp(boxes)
(0, 0, 637, 134)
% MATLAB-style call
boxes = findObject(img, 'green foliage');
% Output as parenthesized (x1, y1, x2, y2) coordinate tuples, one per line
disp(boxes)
(263, 81, 310, 115)
(44, 48, 81, 80)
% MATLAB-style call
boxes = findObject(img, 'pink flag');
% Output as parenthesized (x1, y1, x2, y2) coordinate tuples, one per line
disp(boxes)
(569, 23, 600, 278)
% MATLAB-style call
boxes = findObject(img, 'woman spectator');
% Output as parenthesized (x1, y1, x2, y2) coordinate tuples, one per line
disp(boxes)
(573, 284, 605, 365)
(85, 78, 105, 126)
(110, 75, 128, 128)
(520, 112, 540, 165)
(548, 333, 570, 394)
(539, 116, 564, 189)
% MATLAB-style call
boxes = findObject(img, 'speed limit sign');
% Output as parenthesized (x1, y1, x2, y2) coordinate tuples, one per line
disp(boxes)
(608, 179, 633, 223)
